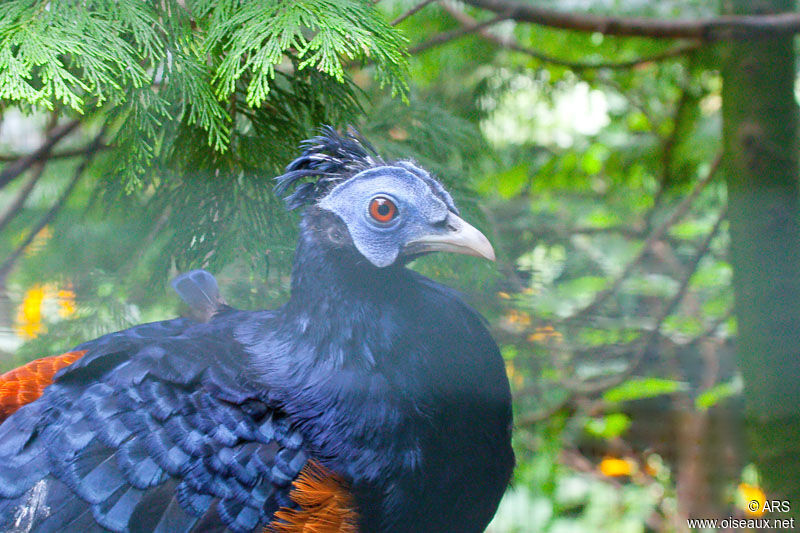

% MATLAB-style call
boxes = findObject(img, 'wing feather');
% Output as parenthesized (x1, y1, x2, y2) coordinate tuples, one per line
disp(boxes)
(0, 350, 86, 421)
(0, 311, 311, 533)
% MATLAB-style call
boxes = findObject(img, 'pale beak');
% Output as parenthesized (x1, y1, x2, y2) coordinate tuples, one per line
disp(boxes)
(404, 213, 496, 261)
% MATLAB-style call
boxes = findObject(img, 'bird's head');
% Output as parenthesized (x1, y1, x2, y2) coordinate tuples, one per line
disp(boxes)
(275, 127, 494, 268)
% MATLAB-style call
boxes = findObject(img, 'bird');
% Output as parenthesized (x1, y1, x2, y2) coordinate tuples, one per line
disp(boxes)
(0, 127, 514, 533)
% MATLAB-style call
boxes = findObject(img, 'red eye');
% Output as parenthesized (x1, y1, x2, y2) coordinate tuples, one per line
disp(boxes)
(369, 196, 398, 223)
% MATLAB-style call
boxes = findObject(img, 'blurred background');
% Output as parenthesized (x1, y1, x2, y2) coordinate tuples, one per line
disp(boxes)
(1, 1, 798, 531)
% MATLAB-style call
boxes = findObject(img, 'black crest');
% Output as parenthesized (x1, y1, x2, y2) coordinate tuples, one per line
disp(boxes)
(274, 126, 385, 210)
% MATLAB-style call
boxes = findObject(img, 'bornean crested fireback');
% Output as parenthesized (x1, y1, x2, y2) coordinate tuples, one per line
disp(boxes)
(0, 127, 514, 532)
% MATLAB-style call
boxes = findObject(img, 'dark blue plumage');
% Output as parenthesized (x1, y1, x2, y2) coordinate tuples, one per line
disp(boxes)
(0, 309, 306, 533)
(0, 127, 513, 532)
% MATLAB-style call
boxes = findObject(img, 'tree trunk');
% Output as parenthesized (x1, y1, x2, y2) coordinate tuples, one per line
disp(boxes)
(720, 0, 800, 514)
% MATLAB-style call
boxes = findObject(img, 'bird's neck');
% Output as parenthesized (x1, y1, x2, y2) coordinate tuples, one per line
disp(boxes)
(285, 213, 407, 318)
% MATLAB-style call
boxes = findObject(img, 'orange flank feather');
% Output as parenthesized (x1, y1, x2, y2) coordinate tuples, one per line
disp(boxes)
(266, 461, 358, 533)
(0, 350, 86, 422)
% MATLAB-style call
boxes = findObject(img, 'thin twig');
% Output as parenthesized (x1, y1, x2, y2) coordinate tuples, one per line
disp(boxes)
(652, 208, 728, 326)
(479, 203, 527, 292)
(516, 396, 570, 426)
(409, 13, 508, 54)
(686, 307, 734, 347)
(0, 163, 46, 235)
(0, 131, 105, 284)
(392, 0, 437, 26)
(0, 120, 80, 191)
(594, 72, 662, 137)
(647, 82, 693, 230)
(561, 448, 625, 487)
(0, 143, 109, 163)
(505, 39, 699, 71)
(568, 205, 728, 394)
(568, 152, 722, 322)
(0, 140, 110, 235)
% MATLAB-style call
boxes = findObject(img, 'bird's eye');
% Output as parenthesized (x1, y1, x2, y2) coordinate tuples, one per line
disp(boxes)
(368, 196, 398, 223)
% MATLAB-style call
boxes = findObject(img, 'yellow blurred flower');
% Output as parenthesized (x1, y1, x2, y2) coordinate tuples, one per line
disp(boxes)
(505, 309, 531, 326)
(599, 456, 636, 477)
(738, 483, 766, 517)
(14, 285, 48, 338)
(527, 325, 563, 344)
(496, 291, 511, 300)
(14, 282, 77, 339)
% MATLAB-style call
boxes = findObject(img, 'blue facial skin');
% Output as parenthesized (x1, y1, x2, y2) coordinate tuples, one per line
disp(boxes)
(317, 166, 453, 268)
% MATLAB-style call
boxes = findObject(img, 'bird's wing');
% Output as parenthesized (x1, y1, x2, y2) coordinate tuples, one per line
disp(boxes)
(0, 267, 224, 424)
(0, 312, 330, 533)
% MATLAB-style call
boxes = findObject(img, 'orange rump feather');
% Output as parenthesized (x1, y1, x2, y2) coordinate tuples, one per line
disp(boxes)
(0, 350, 86, 422)
(266, 460, 358, 533)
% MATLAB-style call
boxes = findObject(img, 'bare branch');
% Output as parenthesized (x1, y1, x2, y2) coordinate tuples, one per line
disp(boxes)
(569, 152, 723, 322)
(409, 13, 508, 55)
(593, 72, 661, 136)
(392, 0, 437, 26)
(461, 0, 800, 40)
(507, 39, 699, 71)
(0, 120, 80, 190)
(0, 163, 46, 235)
(515, 397, 570, 426)
(652, 208, 727, 324)
(0, 120, 80, 189)
(439, 3, 701, 70)
(479, 204, 528, 292)
(0, 131, 105, 284)
(646, 79, 695, 229)
(0, 143, 109, 163)
(687, 307, 734, 347)
(568, 205, 728, 394)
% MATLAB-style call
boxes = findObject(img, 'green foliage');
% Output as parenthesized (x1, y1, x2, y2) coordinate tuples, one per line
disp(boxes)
(603, 378, 688, 404)
(0, 0, 409, 188)
(0, 0, 159, 110)
(585, 413, 632, 440)
(695, 376, 743, 411)
(201, 0, 408, 107)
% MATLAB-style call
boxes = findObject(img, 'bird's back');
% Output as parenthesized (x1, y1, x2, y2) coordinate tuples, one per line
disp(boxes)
(0, 275, 512, 533)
